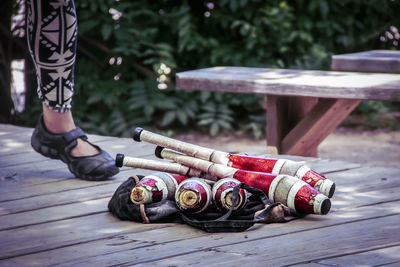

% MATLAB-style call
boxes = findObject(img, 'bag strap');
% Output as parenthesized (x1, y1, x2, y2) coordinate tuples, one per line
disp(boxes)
(181, 183, 285, 232)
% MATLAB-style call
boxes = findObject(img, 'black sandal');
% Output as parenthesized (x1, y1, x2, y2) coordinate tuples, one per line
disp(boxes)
(31, 115, 119, 181)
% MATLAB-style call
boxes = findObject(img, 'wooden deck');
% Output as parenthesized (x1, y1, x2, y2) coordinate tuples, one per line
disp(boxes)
(1, 123, 399, 266)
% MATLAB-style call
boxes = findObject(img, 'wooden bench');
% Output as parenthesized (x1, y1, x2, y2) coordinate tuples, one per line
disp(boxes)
(332, 50, 400, 73)
(176, 65, 400, 157)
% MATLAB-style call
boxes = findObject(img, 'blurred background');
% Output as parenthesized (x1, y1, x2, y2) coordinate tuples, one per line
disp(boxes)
(1, 0, 400, 140)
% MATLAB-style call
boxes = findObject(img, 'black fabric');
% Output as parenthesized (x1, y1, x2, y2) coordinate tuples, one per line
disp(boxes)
(108, 176, 180, 223)
(108, 176, 292, 232)
(63, 127, 86, 143)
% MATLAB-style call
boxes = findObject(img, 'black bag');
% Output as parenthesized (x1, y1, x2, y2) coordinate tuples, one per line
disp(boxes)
(108, 175, 294, 232)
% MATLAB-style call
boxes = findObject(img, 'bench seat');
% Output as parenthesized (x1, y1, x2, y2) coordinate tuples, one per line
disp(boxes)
(176, 67, 400, 157)
(177, 67, 400, 101)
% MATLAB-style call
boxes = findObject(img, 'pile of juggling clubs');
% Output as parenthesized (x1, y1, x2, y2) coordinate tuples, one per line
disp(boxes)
(115, 127, 336, 216)
(129, 172, 246, 214)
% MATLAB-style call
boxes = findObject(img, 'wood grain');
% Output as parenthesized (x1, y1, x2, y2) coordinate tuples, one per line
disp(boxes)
(317, 245, 400, 266)
(177, 67, 400, 101)
(332, 50, 400, 73)
(44, 202, 400, 266)
(156, 215, 400, 267)
(265, 95, 285, 154)
(281, 98, 361, 155)
(1, 124, 399, 267)
(265, 96, 320, 156)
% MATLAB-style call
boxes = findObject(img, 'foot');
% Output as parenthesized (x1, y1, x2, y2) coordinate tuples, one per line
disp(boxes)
(70, 138, 100, 157)
(31, 114, 119, 181)
(42, 104, 99, 158)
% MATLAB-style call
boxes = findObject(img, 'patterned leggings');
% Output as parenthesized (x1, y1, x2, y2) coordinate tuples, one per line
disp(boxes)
(27, 0, 77, 112)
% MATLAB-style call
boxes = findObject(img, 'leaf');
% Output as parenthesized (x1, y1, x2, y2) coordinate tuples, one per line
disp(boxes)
(217, 119, 232, 129)
(144, 105, 155, 119)
(230, 0, 238, 12)
(161, 111, 176, 127)
(87, 93, 103, 105)
(177, 111, 188, 125)
(78, 20, 99, 34)
(183, 106, 196, 119)
(200, 91, 211, 103)
(155, 100, 176, 109)
(210, 122, 219, 136)
(217, 113, 234, 122)
(202, 104, 217, 112)
(198, 118, 214, 126)
(101, 24, 113, 40)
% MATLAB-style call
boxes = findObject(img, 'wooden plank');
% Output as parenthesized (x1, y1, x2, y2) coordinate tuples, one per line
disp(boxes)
(152, 215, 400, 267)
(0, 212, 171, 260)
(0, 124, 115, 155)
(0, 150, 56, 168)
(306, 159, 360, 174)
(250, 153, 319, 164)
(292, 263, 333, 267)
(40, 201, 400, 266)
(324, 166, 400, 210)
(0, 137, 154, 189)
(0, 168, 397, 265)
(281, 98, 361, 155)
(0, 198, 110, 230)
(0, 154, 152, 189)
(0, 160, 75, 189)
(0, 168, 156, 203)
(0, 163, 116, 198)
(1, 122, 399, 267)
(0, 165, 399, 264)
(0, 129, 33, 155)
(0, 226, 205, 267)
(0, 124, 33, 134)
(0, 182, 121, 216)
(325, 166, 400, 193)
(332, 50, 400, 73)
(332, 185, 400, 210)
(377, 262, 400, 267)
(176, 67, 400, 101)
(0, 135, 149, 168)
(316, 245, 400, 266)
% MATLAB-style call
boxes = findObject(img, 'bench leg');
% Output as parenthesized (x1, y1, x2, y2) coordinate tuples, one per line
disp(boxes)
(281, 98, 361, 156)
(265, 95, 286, 154)
(266, 95, 318, 156)
(265, 96, 360, 157)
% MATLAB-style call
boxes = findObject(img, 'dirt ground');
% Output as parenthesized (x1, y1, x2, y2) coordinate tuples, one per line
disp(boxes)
(175, 127, 400, 169)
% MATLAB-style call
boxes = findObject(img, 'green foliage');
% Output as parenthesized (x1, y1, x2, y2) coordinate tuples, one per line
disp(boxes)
(354, 100, 400, 130)
(24, 0, 400, 135)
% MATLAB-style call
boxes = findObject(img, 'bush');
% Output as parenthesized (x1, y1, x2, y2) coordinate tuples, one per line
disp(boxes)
(22, 0, 400, 136)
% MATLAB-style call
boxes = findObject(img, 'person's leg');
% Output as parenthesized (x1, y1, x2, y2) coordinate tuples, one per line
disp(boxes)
(27, 0, 118, 179)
